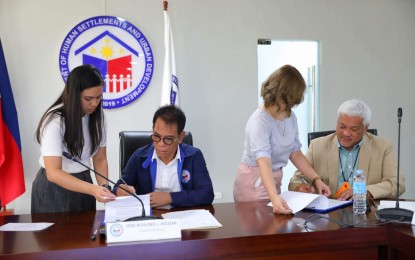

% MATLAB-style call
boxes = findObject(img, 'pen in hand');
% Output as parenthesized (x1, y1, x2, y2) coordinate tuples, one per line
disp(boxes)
(301, 177, 309, 184)
(119, 178, 136, 195)
(120, 177, 128, 186)
(298, 177, 314, 193)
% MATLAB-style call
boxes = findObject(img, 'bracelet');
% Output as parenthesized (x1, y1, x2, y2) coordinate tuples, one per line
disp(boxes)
(311, 176, 322, 186)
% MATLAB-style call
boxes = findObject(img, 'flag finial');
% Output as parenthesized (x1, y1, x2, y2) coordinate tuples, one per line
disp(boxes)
(163, 1, 168, 11)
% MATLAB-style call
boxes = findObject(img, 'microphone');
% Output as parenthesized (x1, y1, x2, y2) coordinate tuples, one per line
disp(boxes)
(398, 107, 402, 123)
(375, 108, 413, 222)
(62, 152, 159, 221)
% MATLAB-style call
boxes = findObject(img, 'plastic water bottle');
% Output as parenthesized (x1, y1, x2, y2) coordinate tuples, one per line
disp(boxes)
(353, 169, 366, 214)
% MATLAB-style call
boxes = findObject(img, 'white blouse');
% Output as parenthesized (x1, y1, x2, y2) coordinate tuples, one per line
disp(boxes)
(38, 113, 107, 173)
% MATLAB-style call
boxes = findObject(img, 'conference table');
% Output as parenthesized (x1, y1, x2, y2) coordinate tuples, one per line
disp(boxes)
(1, 201, 414, 259)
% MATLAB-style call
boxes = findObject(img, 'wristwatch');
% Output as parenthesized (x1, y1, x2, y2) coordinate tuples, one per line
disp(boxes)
(102, 184, 112, 192)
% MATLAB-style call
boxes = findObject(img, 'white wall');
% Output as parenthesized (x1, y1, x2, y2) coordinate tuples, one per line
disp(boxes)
(1, 0, 414, 214)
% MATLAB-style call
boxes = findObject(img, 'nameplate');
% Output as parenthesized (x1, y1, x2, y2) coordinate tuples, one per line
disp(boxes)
(106, 219, 181, 243)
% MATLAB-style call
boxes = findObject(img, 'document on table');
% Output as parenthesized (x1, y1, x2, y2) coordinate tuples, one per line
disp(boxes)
(0, 222, 54, 231)
(268, 191, 352, 214)
(104, 194, 151, 223)
(162, 209, 222, 230)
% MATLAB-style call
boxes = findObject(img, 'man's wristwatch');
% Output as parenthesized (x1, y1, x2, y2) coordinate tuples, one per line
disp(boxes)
(102, 184, 112, 192)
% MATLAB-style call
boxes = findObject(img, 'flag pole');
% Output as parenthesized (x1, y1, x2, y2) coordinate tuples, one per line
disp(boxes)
(163, 1, 168, 11)
(0, 199, 14, 216)
(161, 0, 179, 106)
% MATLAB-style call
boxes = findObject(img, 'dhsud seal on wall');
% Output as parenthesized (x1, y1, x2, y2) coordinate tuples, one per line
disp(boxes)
(59, 16, 154, 109)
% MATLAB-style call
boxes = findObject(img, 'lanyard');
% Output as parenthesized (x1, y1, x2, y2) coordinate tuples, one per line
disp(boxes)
(338, 146, 360, 183)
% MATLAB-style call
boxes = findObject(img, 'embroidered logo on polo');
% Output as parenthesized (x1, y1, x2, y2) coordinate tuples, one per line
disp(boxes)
(58, 16, 154, 109)
(181, 169, 191, 183)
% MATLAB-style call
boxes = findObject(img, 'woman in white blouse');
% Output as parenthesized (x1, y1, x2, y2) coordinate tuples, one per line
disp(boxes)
(32, 64, 115, 213)
(233, 65, 330, 214)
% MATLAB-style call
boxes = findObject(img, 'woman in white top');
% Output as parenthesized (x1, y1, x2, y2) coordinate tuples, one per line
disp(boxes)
(31, 64, 115, 213)
(233, 65, 331, 214)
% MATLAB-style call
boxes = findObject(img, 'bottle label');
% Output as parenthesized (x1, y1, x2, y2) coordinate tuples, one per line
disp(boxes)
(353, 182, 366, 194)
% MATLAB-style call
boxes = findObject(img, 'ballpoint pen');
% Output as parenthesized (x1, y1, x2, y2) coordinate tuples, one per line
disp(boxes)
(90, 228, 98, 240)
(301, 177, 310, 184)
(120, 177, 128, 186)
(119, 177, 138, 196)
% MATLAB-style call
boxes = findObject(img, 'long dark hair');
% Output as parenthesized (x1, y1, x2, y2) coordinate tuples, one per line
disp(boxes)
(35, 64, 104, 158)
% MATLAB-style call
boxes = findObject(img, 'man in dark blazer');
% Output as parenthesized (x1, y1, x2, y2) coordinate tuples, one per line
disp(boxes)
(114, 105, 214, 208)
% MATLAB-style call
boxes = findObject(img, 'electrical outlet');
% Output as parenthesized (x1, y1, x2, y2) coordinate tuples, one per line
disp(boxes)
(214, 192, 222, 199)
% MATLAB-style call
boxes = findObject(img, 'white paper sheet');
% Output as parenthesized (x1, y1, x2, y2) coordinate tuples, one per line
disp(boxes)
(0, 222, 54, 231)
(269, 191, 351, 214)
(104, 194, 151, 223)
(162, 209, 222, 230)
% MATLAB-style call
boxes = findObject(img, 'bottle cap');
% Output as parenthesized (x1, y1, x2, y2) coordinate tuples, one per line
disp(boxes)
(355, 169, 363, 175)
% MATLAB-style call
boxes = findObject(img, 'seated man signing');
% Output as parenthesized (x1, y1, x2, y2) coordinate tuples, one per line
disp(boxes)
(288, 99, 405, 200)
(113, 105, 214, 208)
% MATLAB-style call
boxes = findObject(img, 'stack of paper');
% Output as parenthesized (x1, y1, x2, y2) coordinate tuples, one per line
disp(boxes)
(162, 209, 222, 230)
(104, 195, 151, 223)
(269, 191, 352, 214)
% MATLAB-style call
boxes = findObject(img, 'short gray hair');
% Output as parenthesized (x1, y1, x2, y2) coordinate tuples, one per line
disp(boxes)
(337, 99, 372, 126)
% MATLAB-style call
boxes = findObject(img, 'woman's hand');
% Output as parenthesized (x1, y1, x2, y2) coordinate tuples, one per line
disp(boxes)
(271, 195, 292, 215)
(93, 185, 116, 203)
(315, 179, 331, 196)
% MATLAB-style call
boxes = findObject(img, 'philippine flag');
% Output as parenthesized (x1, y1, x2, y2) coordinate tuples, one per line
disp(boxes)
(0, 39, 25, 207)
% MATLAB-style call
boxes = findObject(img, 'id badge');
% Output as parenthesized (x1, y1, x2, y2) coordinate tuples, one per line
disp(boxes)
(334, 182, 350, 198)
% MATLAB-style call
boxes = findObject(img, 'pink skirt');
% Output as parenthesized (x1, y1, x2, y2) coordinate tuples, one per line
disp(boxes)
(233, 163, 283, 202)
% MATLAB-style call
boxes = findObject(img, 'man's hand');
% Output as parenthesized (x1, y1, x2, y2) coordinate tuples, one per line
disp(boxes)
(116, 184, 136, 196)
(150, 192, 172, 208)
(294, 183, 315, 193)
(337, 188, 353, 201)
(94, 185, 116, 203)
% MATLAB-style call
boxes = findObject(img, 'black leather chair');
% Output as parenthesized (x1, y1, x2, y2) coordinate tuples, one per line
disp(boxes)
(307, 129, 377, 147)
(119, 131, 193, 175)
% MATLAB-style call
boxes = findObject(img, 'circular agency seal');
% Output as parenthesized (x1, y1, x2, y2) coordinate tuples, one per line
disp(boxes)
(58, 16, 154, 109)
(110, 223, 123, 237)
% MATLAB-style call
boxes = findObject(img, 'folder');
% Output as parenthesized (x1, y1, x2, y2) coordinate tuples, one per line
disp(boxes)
(269, 191, 352, 214)
(305, 197, 352, 213)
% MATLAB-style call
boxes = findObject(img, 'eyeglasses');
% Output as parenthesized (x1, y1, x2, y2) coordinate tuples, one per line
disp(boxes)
(151, 134, 178, 145)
